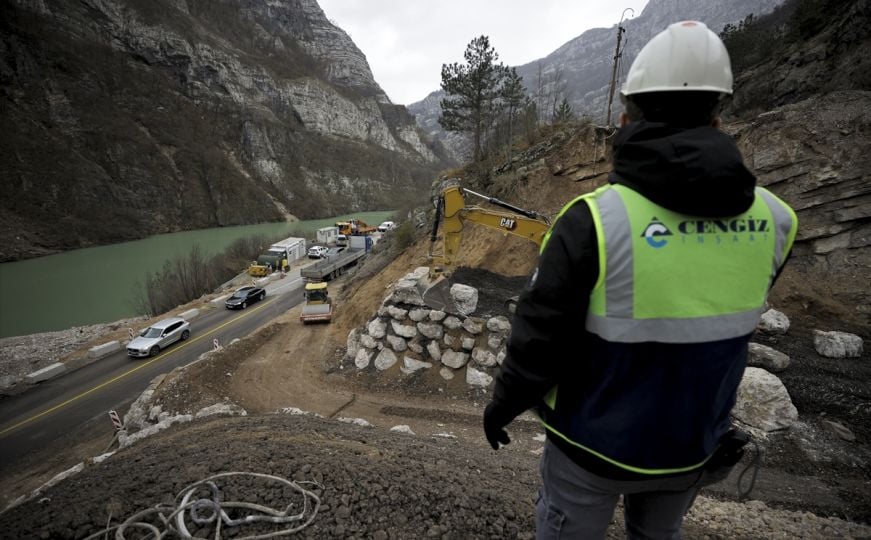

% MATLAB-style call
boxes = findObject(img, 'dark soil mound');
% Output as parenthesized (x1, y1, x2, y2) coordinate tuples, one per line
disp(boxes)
(0, 414, 539, 539)
(452, 267, 528, 319)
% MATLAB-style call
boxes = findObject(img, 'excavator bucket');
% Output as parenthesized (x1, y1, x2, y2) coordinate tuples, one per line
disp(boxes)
(421, 274, 460, 314)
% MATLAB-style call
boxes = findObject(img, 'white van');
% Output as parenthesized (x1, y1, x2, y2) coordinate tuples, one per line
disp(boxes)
(377, 221, 396, 232)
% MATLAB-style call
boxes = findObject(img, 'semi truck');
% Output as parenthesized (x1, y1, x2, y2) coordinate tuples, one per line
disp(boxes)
(300, 248, 367, 281)
(335, 218, 377, 236)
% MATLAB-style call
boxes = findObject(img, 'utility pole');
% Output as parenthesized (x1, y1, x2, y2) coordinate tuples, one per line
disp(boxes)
(605, 8, 634, 126)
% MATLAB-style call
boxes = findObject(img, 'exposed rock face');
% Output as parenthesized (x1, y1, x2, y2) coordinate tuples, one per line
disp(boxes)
(728, 0, 871, 116)
(733, 91, 871, 329)
(0, 0, 445, 261)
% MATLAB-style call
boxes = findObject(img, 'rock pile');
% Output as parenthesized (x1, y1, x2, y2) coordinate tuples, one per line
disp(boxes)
(345, 268, 509, 389)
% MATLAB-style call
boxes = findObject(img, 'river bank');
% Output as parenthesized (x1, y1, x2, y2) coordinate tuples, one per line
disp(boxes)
(0, 211, 392, 339)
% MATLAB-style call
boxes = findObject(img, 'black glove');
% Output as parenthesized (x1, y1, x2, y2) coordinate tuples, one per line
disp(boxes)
(483, 401, 514, 450)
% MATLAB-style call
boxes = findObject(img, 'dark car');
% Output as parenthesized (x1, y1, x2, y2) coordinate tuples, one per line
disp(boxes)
(225, 286, 265, 309)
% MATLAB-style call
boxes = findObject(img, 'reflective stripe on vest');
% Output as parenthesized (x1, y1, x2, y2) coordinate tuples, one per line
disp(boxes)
(584, 185, 796, 344)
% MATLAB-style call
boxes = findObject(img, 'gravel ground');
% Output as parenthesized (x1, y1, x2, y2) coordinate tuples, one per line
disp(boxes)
(2, 413, 869, 540)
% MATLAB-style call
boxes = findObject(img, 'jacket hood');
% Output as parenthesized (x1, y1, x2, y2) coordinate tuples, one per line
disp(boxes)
(611, 121, 756, 217)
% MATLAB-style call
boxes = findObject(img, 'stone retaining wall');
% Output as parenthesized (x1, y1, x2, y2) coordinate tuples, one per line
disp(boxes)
(345, 267, 508, 388)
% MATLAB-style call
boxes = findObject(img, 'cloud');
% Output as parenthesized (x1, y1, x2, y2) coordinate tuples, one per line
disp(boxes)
(319, 0, 650, 105)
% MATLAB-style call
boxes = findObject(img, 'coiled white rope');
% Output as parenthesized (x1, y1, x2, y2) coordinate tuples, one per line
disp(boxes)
(83, 471, 321, 539)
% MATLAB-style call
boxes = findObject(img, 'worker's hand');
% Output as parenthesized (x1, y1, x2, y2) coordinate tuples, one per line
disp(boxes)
(483, 401, 513, 450)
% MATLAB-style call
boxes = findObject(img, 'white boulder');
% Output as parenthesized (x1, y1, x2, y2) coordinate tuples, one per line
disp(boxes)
(391, 320, 418, 339)
(443, 316, 462, 330)
(409, 308, 431, 322)
(813, 330, 864, 358)
(426, 341, 442, 362)
(429, 310, 447, 322)
(450, 284, 479, 315)
(346, 329, 360, 360)
(374, 349, 398, 371)
(417, 322, 444, 340)
(387, 306, 408, 321)
(486, 316, 512, 333)
(386, 335, 407, 352)
(439, 367, 455, 380)
(758, 309, 790, 334)
(462, 318, 484, 335)
(472, 347, 498, 367)
(748, 343, 791, 372)
(401, 356, 433, 374)
(360, 334, 378, 349)
(733, 367, 798, 431)
(354, 349, 373, 369)
(368, 318, 388, 339)
(466, 366, 493, 388)
(442, 350, 469, 369)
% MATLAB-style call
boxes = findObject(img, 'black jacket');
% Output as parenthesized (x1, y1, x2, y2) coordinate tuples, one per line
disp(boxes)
(491, 121, 763, 479)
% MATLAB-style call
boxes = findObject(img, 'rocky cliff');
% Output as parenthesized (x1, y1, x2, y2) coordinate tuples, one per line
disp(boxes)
(410, 0, 784, 160)
(0, 0, 446, 261)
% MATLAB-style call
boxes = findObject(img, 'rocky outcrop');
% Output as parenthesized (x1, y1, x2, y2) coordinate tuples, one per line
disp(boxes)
(0, 0, 444, 261)
(733, 91, 871, 329)
(728, 0, 871, 116)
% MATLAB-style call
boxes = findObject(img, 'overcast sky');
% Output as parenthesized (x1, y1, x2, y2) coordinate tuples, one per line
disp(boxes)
(318, 0, 650, 105)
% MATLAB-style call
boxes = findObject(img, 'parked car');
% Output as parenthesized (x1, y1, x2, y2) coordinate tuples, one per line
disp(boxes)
(127, 317, 190, 358)
(225, 286, 266, 310)
(377, 221, 396, 232)
(308, 245, 329, 259)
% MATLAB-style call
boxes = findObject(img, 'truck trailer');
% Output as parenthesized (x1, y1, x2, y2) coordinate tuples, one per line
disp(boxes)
(300, 248, 367, 281)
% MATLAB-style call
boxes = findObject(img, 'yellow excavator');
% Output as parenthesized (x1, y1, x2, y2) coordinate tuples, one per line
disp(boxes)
(424, 181, 551, 312)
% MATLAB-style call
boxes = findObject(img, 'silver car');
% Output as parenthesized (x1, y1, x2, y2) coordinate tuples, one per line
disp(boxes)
(126, 317, 191, 358)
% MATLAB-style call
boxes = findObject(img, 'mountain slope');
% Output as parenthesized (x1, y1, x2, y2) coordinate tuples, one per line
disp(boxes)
(0, 0, 446, 261)
(410, 0, 784, 159)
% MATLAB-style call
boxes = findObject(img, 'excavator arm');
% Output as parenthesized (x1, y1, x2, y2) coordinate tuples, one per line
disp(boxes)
(424, 183, 551, 313)
(430, 184, 550, 273)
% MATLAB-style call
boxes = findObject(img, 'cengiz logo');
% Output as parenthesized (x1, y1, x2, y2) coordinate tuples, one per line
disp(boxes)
(641, 217, 673, 248)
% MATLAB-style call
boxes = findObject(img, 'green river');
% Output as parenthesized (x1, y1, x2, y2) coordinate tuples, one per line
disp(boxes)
(0, 211, 392, 338)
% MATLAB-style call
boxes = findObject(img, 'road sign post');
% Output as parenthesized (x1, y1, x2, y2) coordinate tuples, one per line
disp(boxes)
(108, 410, 123, 431)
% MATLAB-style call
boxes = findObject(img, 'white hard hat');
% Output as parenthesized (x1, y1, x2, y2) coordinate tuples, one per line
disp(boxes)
(622, 21, 733, 96)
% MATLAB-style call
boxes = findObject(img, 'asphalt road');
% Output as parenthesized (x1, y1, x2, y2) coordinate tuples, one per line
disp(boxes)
(0, 276, 306, 468)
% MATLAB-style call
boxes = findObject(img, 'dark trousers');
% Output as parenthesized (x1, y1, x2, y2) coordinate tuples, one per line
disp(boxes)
(537, 440, 701, 539)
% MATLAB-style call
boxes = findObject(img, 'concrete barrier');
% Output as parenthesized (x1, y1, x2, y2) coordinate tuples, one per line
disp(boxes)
(210, 294, 231, 306)
(25, 362, 67, 383)
(89, 340, 121, 359)
(254, 277, 271, 287)
(179, 308, 200, 321)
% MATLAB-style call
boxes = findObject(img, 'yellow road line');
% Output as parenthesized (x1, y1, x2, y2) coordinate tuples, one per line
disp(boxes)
(0, 298, 277, 436)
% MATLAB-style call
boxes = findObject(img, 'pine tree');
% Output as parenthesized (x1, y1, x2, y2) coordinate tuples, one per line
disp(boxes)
(553, 97, 574, 125)
(500, 67, 526, 154)
(439, 36, 508, 162)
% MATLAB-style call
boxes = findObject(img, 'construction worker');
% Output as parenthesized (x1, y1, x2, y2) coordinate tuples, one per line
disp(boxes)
(483, 21, 798, 539)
